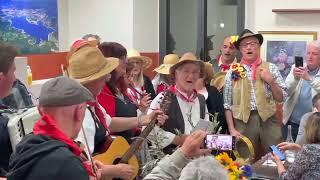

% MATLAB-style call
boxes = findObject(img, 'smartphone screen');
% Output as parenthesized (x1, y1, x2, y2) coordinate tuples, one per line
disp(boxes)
(295, 56, 303, 67)
(270, 145, 285, 161)
(205, 135, 235, 150)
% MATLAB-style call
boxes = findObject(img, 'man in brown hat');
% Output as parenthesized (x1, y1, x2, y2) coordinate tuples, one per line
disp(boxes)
(7, 77, 97, 180)
(67, 42, 167, 179)
(224, 29, 287, 160)
(148, 52, 209, 154)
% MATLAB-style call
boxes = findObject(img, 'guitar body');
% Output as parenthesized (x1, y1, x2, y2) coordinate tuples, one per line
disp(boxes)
(93, 136, 139, 180)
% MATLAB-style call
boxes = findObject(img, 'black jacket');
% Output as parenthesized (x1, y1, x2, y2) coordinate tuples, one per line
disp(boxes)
(7, 134, 89, 180)
(206, 85, 228, 134)
(0, 111, 12, 177)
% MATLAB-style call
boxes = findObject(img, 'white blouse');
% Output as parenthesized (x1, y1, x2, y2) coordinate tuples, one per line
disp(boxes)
(147, 91, 209, 148)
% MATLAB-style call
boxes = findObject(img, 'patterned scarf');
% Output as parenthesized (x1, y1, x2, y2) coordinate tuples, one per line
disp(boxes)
(240, 58, 262, 80)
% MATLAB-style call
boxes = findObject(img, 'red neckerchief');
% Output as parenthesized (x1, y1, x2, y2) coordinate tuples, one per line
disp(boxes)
(240, 58, 262, 80)
(168, 85, 197, 103)
(33, 115, 95, 177)
(156, 82, 168, 95)
(220, 64, 231, 71)
(87, 101, 111, 134)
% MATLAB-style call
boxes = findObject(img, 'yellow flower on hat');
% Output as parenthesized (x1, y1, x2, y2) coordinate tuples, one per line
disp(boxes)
(230, 35, 239, 44)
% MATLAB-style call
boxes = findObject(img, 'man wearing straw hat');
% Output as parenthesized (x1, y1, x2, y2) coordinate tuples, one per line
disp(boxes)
(148, 52, 209, 154)
(152, 54, 179, 94)
(223, 29, 287, 160)
(67, 42, 167, 179)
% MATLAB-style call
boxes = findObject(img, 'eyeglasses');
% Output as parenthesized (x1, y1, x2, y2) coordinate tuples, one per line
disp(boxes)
(240, 41, 259, 49)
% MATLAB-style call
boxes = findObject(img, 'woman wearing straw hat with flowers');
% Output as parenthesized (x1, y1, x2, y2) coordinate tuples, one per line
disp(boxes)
(67, 41, 167, 179)
(148, 52, 210, 154)
(127, 49, 156, 102)
(152, 54, 179, 95)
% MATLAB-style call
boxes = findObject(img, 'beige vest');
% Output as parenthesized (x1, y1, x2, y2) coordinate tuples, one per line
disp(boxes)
(231, 62, 276, 123)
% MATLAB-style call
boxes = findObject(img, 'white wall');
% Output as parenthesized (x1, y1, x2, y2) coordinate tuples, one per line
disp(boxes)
(57, 0, 159, 52)
(133, 0, 159, 52)
(57, 0, 69, 51)
(246, 0, 320, 39)
(67, 0, 134, 50)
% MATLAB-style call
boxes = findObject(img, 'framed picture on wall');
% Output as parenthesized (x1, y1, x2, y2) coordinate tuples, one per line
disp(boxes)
(258, 31, 317, 78)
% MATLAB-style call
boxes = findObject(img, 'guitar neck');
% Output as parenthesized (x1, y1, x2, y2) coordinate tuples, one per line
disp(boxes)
(119, 91, 172, 164)
(120, 119, 157, 163)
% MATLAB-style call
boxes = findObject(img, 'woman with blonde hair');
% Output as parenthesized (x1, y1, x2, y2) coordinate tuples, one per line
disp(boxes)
(127, 49, 156, 102)
(273, 112, 320, 179)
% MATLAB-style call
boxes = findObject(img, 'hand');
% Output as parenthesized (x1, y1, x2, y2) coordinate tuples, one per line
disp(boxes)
(293, 67, 311, 81)
(173, 134, 188, 146)
(140, 110, 168, 127)
(179, 130, 211, 158)
(271, 152, 287, 175)
(260, 68, 275, 84)
(229, 128, 242, 139)
(93, 160, 104, 180)
(277, 142, 301, 152)
(138, 93, 151, 112)
(112, 164, 135, 180)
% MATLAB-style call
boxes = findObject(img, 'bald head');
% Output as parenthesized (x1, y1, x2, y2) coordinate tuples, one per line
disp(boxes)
(220, 37, 237, 64)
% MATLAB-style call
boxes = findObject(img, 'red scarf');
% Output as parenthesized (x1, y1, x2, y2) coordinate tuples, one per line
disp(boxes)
(156, 83, 168, 95)
(33, 115, 95, 176)
(220, 64, 231, 71)
(240, 58, 262, 80)
(168, 85, 197, 102)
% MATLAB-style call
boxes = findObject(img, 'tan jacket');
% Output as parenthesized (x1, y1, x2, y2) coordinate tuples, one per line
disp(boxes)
(231, 62, 276, 123)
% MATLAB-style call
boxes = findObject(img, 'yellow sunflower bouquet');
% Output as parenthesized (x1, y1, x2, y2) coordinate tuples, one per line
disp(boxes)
(215, 152, 252, 180)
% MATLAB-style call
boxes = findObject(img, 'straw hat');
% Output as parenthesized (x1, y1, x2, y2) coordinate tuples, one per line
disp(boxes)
(210, 72, 227, 90)
(154, 54, 179, 74)
(67, 45, 119, 84)
(127, 49, 152, 69)
(169, 52, 203, 76)
(235, 29, 263, 50)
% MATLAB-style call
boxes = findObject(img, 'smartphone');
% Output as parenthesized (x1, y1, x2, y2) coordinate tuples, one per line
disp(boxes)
(269, 145, 285, 161)
(204, 135, 235, 150)
(295, 56, 303, 67)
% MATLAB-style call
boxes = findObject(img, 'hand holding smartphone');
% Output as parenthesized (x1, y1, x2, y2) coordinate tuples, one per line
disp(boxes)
(270, 145, 286, 161)
(204, 134, 235, 151)
(295, 56, 303, 67)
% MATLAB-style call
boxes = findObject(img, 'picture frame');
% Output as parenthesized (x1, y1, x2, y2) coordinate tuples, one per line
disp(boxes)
(258, 31, 317, 78)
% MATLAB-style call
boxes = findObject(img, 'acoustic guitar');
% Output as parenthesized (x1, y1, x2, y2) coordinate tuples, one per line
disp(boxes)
(93, 91, 172, 180)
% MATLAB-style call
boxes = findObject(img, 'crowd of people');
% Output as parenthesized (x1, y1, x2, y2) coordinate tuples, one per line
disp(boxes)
(1, 29, 320, 180)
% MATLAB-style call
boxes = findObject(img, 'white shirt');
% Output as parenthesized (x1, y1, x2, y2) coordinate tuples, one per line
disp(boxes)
(147, 91, 209, 148)
(76, 103, 112, 155)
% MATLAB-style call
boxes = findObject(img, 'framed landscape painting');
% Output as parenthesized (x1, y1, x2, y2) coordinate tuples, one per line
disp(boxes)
(258, 31, 317, 78)
(0, 0, 59, 54)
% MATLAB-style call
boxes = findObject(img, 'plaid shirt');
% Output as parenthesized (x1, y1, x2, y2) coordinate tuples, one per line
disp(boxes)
(223, 63, 287, 110)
